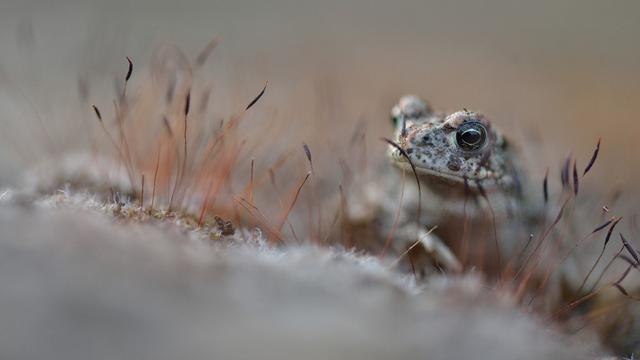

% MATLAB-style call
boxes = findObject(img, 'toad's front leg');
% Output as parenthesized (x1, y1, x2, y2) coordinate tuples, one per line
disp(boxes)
(393, 223, 462, 274)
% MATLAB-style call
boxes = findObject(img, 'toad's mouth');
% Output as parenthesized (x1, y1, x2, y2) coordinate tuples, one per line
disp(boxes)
(392, 159, 467, 182)
(385, 142, 501, 188)
(390, 155, 499, 192)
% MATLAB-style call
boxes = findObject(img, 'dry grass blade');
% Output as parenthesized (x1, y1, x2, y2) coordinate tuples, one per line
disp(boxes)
(588, 245, 624, 293)
(162, 116, 173, 136)
(303, 143, 313, 173)
(578, 244, 609, 294)
(619, 254, 640, 269)
(614, 264, 633, 285)
(125, 56, 133, 81)
(561, 154, 571, 190)
(91, 104, 128, 170)
(576, 217, 622, 293)
(235, 197, 283, 242)
(245, 81, 268, 111)
(515, 200, 567, 281)
(572, 160, 579, 196)
(620, 233, 640, 264)
(268, 168, 276, 189)
(550, 201, 566, 229)
(381, 137, 422, 226)
(140, 174, 145, 208)
(273, 172, 311, 242)
(583, 137, 601, 176)
(184, 90, 191, 116)
(122, 57, 134, 99)
(543, 168, 549, 203)
(591, 219, 614, 234)
(551, 291, 600, 320)
(181, 99, 190, 201)
(611, 265, 640, 302)
(92, 104, 102, 122)
(151, 146, 161, 209)
(195, 36, 220, 67)
(388, 225, 438, 268)
(93, 101, 136, 188)
(539, 217, 616, 297)
(604, 217, 622, 247)
(321, 187, 344, 245)
(197, 151, 240, 226)
(506, 233, 534, 273)
(248, 159, 255, 204)
(614, 284, 630, 297)
(180, 90, 191, 197)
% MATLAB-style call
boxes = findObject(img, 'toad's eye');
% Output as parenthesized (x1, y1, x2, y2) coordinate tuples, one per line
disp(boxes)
(455, 122, 487, 151)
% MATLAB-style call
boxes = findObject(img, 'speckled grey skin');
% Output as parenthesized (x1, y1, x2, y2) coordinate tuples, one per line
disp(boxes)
(344, 95, 535, 276)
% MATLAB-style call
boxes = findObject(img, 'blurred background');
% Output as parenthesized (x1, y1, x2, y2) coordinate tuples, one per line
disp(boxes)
(0, 0, 639, 205)
(1, 0, 640, 354)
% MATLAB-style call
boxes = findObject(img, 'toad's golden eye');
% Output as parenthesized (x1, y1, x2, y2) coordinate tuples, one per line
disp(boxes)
(455, 122, 487, 151)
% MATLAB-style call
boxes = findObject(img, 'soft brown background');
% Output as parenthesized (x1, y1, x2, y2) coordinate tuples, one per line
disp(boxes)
(0, 2, 638, 356)
(0, 0, 638, 206)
